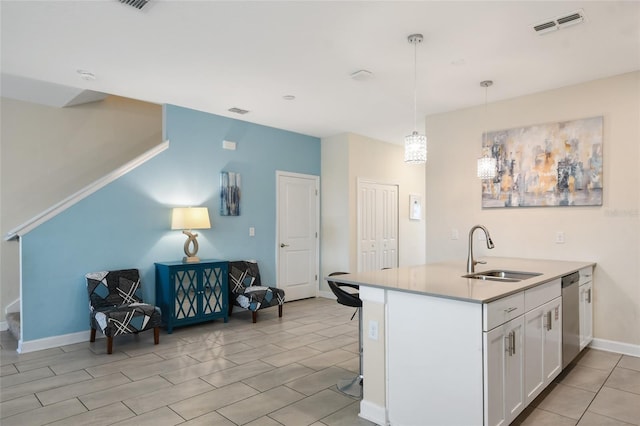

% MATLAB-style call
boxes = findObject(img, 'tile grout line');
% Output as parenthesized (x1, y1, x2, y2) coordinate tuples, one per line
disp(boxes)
(573, 353, 624, 425)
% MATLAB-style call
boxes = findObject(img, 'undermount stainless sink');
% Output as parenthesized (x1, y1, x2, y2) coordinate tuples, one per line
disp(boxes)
(462, 270, 542, 282)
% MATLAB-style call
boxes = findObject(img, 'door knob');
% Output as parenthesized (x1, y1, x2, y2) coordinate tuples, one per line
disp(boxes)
(280, 243, 290, 248)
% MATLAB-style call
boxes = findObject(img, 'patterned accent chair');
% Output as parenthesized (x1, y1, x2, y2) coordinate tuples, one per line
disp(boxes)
(85, 269, 162, 354)
(228, 260, 285, 323)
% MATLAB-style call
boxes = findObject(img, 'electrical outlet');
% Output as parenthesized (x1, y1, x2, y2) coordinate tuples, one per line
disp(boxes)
(368, 320, 379, 341)
(451, 228, 459, 240)
(555, 231, 565, 244)
(249, 227, 255, 237)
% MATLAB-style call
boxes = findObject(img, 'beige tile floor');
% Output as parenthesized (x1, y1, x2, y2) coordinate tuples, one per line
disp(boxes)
(0, 297, 638, 425)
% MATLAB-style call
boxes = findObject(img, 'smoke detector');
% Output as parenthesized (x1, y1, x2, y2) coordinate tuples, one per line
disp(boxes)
(350, 70, 374, 82)
(532, 9, 586, 35)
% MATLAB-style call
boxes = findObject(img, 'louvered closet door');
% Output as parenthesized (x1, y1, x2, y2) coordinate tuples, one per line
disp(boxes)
(357, 180, 398, 272)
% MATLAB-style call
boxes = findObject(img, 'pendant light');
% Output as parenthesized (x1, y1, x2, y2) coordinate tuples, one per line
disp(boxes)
(477, 80, 497, 179)
(404, 34, 427, 164)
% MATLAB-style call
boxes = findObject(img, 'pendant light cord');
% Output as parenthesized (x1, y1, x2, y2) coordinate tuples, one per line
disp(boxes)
(413, 40, 417, 132)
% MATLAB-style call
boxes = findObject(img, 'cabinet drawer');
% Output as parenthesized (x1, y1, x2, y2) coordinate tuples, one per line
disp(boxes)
(579, 267, 593, 285)
(483, 292, 525, 331)
(525, 279, 561, 312)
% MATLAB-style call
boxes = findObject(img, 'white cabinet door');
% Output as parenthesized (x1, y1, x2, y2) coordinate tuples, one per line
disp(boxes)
(484, 315, 525, 426)
(542, 298, 562, 384)
(579, 281, 593, 350)
(524, 297, 562, 405)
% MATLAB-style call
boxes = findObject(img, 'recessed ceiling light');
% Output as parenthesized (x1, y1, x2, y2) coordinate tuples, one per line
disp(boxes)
(282, 95, 296, 101)
(77, 70, 96, 81)
(228, 107, 249, 115)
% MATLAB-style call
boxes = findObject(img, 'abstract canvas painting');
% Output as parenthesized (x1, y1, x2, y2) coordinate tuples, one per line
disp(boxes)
(481, 116, 603, 208)
(220, 171, 241, 216)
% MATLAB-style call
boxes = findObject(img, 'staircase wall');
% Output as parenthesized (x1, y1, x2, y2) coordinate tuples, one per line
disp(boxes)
(1, 96, 163, 327)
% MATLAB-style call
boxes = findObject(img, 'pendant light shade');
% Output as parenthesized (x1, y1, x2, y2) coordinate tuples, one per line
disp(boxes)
(405, 131, 427, 164)
(404, 34, 427, 164)
(477, 156, 497, 179)
(477, 80, 497, 180)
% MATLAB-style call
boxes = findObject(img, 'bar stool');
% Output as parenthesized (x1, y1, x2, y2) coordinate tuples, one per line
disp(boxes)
(327, 272, 362, 398)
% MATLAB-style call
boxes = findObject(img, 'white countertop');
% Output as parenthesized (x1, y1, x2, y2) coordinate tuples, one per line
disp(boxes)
(328, 257, 595, 303)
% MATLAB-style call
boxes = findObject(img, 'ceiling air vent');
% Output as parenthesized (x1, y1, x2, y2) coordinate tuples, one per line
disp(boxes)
(532, 9, 586, 35)
(228, 107, 250, 115)
(119, 0, 149, 10)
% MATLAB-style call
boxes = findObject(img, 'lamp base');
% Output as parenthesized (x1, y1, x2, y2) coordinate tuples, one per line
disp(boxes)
(182, 256, 200, 263)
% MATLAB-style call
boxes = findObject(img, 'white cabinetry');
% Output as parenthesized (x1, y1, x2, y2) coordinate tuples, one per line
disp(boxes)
(484, 315, 525, 426)
(483, 292, 525, 426)
(484, 280, 563, 424)
(579, 267, 594, 350)
(524, 280, 562, 405)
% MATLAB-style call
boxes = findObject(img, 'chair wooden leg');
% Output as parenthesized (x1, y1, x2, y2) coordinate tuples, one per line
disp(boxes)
(154, 327, 160, 345)
(279, 304, 283, 318)
(228, 303, 234, 316)
(107, 336, 113, 354)
(90, 328, 96, 343)
(252, 311, 257, 323)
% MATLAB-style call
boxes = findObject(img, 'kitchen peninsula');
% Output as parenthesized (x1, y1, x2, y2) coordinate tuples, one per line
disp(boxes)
(329, 257, 595, 426)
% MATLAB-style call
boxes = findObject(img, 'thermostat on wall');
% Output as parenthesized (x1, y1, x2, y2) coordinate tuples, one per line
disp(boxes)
(222, 140, 237, 150)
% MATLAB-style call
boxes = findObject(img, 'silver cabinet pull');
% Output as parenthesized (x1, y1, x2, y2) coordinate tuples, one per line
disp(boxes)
(280, 243, 290, 248)
(546, 311, 553, 331)
(587, 288, 592, 303)
(504, 307, 518, 313)
(511, 331, 516, 356)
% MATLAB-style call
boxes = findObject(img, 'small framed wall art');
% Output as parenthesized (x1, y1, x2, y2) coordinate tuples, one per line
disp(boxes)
(220, 171, 241, 216)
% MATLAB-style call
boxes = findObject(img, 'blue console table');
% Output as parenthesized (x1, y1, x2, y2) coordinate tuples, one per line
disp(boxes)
(155, 260, 228, 333)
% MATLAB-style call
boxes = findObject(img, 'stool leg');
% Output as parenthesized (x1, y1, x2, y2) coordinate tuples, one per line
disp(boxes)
(337, 307, 363, 398)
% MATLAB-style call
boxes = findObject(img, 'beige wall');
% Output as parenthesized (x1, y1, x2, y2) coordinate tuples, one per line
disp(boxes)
(320, 133, 426, 292)
(425, 72, 640, 346)
(0, 96, 162, 323)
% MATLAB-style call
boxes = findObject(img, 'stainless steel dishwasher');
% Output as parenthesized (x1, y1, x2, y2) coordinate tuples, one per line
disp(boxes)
(562, 271, 581, 368)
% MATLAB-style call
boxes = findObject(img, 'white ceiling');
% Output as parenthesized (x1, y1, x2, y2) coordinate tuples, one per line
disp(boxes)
(1, 1, 639, 144)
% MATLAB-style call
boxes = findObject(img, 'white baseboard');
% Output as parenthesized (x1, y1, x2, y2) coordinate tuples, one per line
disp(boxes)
(0, 321, 7, 332)
(17, 330, 96, 354)
(590, 338, 640, 357)
(318, 290, 336, 299)
(360, 399, 387, 425)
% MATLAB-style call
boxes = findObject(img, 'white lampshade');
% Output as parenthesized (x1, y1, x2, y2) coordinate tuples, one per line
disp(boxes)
(477, 156, 497, 180)
(404, 131, 427, 164)
(171, 207, 211, 230)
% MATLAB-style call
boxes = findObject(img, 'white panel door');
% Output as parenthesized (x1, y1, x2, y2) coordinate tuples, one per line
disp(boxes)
(379, 185, 398, 269)
(357, 181, 398, 272)
(358, 184, 378, 272)
(276, 172, 319, 301)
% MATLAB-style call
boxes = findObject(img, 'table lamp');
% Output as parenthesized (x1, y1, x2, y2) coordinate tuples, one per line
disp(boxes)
(171, 207, 211, 263)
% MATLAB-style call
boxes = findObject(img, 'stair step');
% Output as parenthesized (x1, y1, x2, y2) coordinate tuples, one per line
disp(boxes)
(6, 312, 20, 341)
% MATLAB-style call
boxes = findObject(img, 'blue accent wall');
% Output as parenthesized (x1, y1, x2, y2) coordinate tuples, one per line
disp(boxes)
(21, 104, 320, 341)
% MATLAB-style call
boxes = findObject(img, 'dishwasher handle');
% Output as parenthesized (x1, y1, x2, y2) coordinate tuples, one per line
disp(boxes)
(562, 271, 580, 287)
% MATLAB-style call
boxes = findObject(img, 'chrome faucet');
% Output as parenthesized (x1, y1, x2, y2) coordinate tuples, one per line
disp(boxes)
(467, 225, 495, 273)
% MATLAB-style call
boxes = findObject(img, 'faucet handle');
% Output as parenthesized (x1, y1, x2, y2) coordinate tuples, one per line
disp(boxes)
(475, 260, 487, 266)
